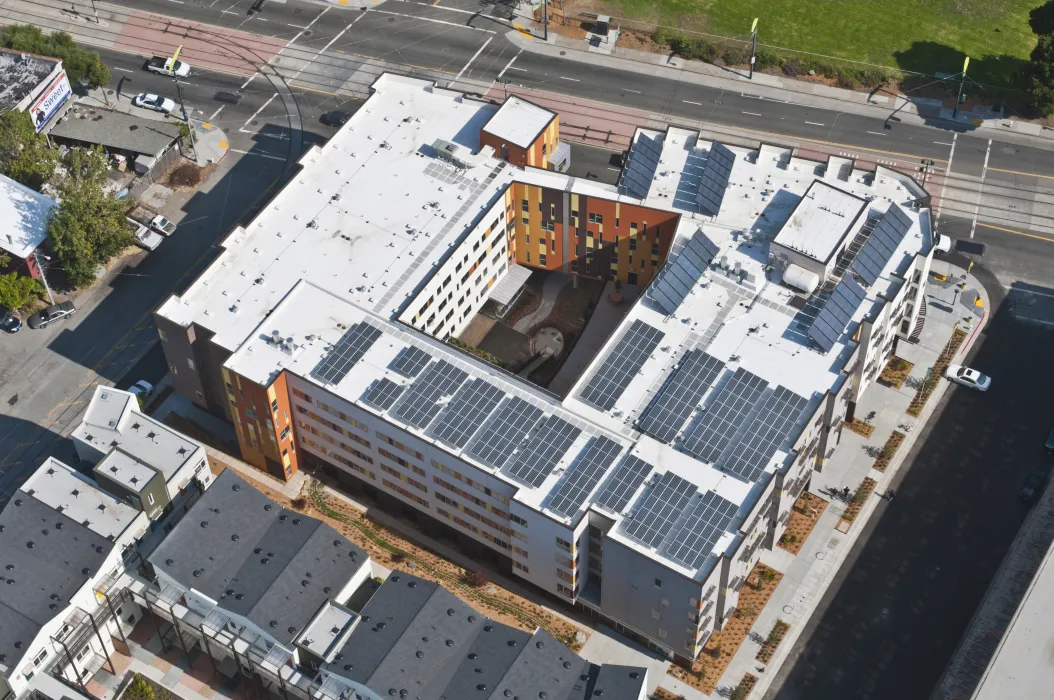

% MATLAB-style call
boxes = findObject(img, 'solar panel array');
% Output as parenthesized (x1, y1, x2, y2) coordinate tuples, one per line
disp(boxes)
(310, 322, 383, 385)
(723, 386, 809, 482)
(465, 397, 543, 469)
(638, 351, 725, 443)
(595, 456, 653, 513)
(623, 471, 697, 548)
(580, 320, 665, 411)
(696, 141, 736, 215)
(430, 380, 506, 449)
(851, 204, 912, 285)
(361, 378, 406, 412)
(547, 437, 624, 518)
(389, 346, 431, 378)
(665, 491, 739, 569)
(680, 368, 768, 464)
(649, 229, 720, 315)
(390, 360, 468, 430)
(506, 416, 581, 487)
(620, 131, 663, 198)
(808, 276, 868, 352)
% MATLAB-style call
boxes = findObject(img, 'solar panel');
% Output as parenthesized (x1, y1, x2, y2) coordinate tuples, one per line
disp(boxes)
(361, 378, 406, 411)
(465, 397, 544, 469)
(851, 204, 912, 285)
(390, 360, 468, 430)
(696, 141, 735, 215)
(638, 351, 725, 443)
(665, 491, 739, 569)
(623, 471, 697, 549)
(620, 131, 663, 198)
(430, 380, 506, 449)
(547, 437, 624, 518)
(580, 320, 665, 411)
(723, 386, 809, 482)
(310, 322, 383, 384)
(680, 368, 768, 463)
(808, 276, 868, 352)
(649, 228, 720, 315)
(595, 455, 653, 513)
(505, 416, 581, 487)
(390, 346, 431, 379)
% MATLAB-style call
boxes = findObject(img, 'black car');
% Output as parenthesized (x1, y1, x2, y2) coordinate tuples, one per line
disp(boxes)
(1019, 467, 1048, 503)
(0, 308, 20, 333)
(320, 110, 350, 127)
(27, 301, 76, 329)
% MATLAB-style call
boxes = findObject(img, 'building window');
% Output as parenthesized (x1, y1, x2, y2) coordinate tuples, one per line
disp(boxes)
(511, 514, 528, 527)
(279, 426, 291, 441)
(33, 649, 47, 667)
(539, 254, 547, 266)
(271, 399, 279, 412)
(521, 199, 529, 211)
(526, 251, 531, 263)
(556, 536, 572, 552)
(655, 577, 663, 588)
(514, 561, 529, 573)
(615, 217, 620, 228)
(525, 233, 530, 244)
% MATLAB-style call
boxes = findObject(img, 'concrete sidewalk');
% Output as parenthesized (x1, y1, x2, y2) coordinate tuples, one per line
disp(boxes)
(698, 262, 990, 698)
(507, 29, 1054, 150)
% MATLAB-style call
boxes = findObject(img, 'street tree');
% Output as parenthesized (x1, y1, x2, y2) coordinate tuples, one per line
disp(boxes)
(1029, 33, 1054, 116)
(0, 271, 44, 310)
(46, 148, 131, 287)
(0, 25, 110, 88)
(0, 110, 57, 190)
(1031, 0, 1054, 36)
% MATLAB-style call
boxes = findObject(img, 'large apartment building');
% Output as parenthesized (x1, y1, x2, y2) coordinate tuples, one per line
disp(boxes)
(153, 74, 937, 664)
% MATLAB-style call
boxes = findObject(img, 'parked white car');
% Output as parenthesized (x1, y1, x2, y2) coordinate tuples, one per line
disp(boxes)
(945, 364, 991, 392)
(132, 93, 176, 114)
(128, 380, 154, 399)
(149, 214, 177, 236)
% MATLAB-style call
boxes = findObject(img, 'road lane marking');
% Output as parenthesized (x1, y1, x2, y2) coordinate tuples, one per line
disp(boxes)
(289, 83, 338, 95)
(288, 12, 364, 82)
(559, 76, 580, 81)
(623, 89, 640, 93)
(507, 66, 528, 72)
(231, 148, 286, 161)
(683, 100, 702, 105)
(969, 139, 992, 240)
(210, 105, 225, 120)
(409, 1, 480, 13)
(934, 141, 954, 145)
(935, 133, 957, 223)
(867, 131, 886, 136)
(114, 67, 133, 73)
(497, 51, 521, 79)
(448, 36, 493, 87)
(742, 111, 762, 116)
(239, 92, 278, 133)
(287, 23, 308, 28)
(805, 121, 825, 126)
(369, 8, 496, 32)
(241, 72, 258, 88)
(976, 222, 1054, 243)
(987, 166, 1054, 181)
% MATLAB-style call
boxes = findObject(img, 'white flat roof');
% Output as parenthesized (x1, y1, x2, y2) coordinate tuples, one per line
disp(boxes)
(22, 457, 140, 540)
(772, 179, 868, 263)
(482, 96, 554, 149)
(0, 173, 55, 259)
(167, 75, 932, 581)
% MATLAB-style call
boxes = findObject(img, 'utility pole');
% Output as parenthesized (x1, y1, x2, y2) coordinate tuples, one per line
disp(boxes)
(543, 0, 548, 41)
(168, 45, 196, 154)
(748, 17, 758, 80)
(34, 250, 55, 305)
(953, 55, 969, 119)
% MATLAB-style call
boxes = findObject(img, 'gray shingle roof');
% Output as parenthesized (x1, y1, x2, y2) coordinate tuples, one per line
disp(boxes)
(50, 106, 181, 157)
(148, 470, 366, 645)
(0, 492, 115, 669)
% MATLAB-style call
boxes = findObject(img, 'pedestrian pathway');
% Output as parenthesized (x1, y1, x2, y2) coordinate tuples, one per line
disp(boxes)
(674, 263, 991, 699)
(512, 271, 571, 333)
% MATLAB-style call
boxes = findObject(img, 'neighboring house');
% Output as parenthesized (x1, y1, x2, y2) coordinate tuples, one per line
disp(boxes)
(0, 174, 56, 280)
(48, 106, 182, 177)
(72, 386, 212, 520)
(0, 48, 71, 133)
(0, 458, 149, 700)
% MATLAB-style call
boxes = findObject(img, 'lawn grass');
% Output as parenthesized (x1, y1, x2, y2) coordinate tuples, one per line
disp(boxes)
(567, 0, 1038, 88)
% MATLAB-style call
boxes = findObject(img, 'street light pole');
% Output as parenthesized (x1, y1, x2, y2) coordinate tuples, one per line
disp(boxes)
(174, 78, 196, 153)
(543, 0, 548, 41)
(952, 55, 969, 119)
(748, 17, 758, 80)
(34, 250, 55, 305)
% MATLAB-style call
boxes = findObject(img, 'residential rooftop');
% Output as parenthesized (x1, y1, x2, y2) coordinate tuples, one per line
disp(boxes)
(315, 570, 646, 700)
(482, 95, 555, 149)
(0, 173, 55, 259)
(772, 179, 869, 263)
(148, 470, 368, 645)
(160, 74, 933, 583)
(22, 456, 141, 540)
(0, 47, 58, 113)
(73, 386, 203, 486)
(49, 105, 183, 157)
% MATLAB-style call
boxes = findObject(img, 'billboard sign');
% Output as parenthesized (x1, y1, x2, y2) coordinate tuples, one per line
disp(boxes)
(30, 70, 72, 133)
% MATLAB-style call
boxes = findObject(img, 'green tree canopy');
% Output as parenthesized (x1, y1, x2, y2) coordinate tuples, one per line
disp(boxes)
(0, 110, 57, 190)
(1029, 33, 1054, 116)
(46, 147, 131, 287)
(0, 25, 110, 88)
(0, 272, 44, 310)
(1032, 1, 1054, 36)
